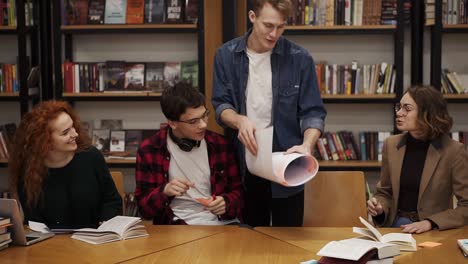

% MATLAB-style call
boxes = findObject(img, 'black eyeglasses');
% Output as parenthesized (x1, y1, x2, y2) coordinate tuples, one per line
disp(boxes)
(178, 109, 210, 125)
(394, 103, 414, 114)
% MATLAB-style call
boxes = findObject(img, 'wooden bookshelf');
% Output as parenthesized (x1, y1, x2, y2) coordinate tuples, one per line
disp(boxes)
(0, 158, 7, 167)
(284, 25, 396, 35)
(63, 92, 162, 97)
(101, 158, 382, 170)
(0, 26, 16, 33)
(62, 92, 162, 101)
(442, 24, 468, 33)
(60, 24, 198, 34)
(0, 92, 20, 98)
(320, 94, 397, 104)
(443, 94, 468, 99)
(286, 25, 396, 31)
(319, 160, 382, 171)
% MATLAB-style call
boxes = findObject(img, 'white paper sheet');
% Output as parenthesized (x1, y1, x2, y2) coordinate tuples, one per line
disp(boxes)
(245, 126, 319, 186)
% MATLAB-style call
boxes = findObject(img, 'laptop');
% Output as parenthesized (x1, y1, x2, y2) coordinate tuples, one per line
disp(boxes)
(0, 199, 54, 246)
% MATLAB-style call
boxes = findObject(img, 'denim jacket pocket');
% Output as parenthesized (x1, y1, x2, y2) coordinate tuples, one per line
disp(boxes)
(279, 84, 300, 97)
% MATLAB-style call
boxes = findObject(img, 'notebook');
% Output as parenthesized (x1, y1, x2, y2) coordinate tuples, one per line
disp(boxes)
(0, 199, 54, 246)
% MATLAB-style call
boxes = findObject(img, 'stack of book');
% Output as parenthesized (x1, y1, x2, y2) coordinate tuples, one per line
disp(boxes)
(0, 217, 12, 251)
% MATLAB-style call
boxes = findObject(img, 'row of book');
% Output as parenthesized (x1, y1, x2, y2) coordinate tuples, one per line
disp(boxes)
(451, 131, 468, 152)
(442, 69, 468, 94)
(0, 64, 18, 93)
(438, 0, 468, 25)
(315, 62, 395, 95)
(316, 130, 468, 162)
(288, 0, 411, 26)
(83, 119, 157, 159)
(62, 0, 197, 25)
(0, 217, 12, 251)
(315, 131, 392, 161)
(0, 123, 16, 160)
(62, 60, 198, 93)
(0, 0, 35, 26)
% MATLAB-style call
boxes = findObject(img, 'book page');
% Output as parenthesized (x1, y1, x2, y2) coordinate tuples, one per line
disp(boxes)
(381, 233, 416, 251)
(317, 240, 375, 261)
(359, 216, 383, 241)
(353, 227, 379, 241)
(97, 216, 141, 237)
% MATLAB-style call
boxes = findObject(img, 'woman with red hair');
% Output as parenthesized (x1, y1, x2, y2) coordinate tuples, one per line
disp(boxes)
(9, 101, 122, 229)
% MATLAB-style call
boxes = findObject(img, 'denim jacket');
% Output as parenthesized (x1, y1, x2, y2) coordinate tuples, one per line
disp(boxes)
(211, 30, 326, 198)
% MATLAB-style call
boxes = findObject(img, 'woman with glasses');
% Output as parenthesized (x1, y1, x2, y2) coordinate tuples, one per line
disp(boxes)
(135, 82, 243, 225)
(367, 85, 468, 234)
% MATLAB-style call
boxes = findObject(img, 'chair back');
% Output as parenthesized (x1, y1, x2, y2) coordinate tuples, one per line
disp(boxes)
(110, 171, 125, 214)
(304, 171, 367, 227)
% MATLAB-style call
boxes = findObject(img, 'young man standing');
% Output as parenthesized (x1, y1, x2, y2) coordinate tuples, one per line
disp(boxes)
(212, 0, 326, 227)
(135, 83, 243, 225)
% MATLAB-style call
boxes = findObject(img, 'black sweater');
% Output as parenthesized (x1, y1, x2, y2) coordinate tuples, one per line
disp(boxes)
(19, 147, 122, 229)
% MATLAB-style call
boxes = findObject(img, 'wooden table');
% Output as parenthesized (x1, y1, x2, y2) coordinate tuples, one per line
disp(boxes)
(1, 224, 466, 263)
(122, 227, 316, 264)
(255, 226, 466, 263)
(397, 227, 468, 263)
(0, 224, 234, 264)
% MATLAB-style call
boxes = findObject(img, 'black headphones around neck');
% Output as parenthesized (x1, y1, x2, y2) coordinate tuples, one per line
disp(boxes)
(168, 128, 201, 152)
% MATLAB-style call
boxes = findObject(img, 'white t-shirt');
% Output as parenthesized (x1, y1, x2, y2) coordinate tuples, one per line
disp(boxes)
(246, 48, 273, 129)
(167, 136, 238, 225)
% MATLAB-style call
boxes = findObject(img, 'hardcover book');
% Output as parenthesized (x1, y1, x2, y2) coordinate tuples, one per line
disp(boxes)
(144, 0, 165, 23)
(126, 0, 145, 24)
(180, 61, 198, 89)
(145, 62, 165, 92)
(92, 129, 110, 153)
(124, 63, 146, 91)
(104, 0, 127, 24)
(165, 0, 183, 23)
(163, 61, 181, 88)
(125, 130, 143, 157)
(88, 0, 106, 24)
(110, 130, 126, 152)
(104, 61, 125, 91)
(185, 0, 197, 23)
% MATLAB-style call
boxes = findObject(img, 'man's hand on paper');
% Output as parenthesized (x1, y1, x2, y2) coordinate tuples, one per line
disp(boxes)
(367, 197, 384, 216)
(401, 220, 432, 234)
(285, 143, 312, 155)
(236, 115, 258, 156)
(163, 178, 195, 197)
(205, 196, 226, 216)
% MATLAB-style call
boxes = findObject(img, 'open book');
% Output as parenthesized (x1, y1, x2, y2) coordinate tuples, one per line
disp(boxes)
(71, 216, 148, 245)
(353, 217, 416, 251)
(317, 238, 400, 261)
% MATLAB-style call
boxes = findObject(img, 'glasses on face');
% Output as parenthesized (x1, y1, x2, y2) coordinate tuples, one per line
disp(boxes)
(394, 103, 414, 114)
(178, 109, 210, 125)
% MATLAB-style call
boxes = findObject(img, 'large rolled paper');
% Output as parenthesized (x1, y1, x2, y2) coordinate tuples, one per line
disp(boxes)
(246, 126, 319, 186)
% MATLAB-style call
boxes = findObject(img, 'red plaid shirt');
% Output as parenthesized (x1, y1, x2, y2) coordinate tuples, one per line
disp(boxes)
(135, 126, 243, 224)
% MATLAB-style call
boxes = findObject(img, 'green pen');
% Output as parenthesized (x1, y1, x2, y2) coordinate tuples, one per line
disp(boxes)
(366, 181, 373, 200)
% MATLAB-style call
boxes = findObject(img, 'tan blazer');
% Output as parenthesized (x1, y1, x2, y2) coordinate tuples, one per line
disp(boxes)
(374, 133, 468, 230)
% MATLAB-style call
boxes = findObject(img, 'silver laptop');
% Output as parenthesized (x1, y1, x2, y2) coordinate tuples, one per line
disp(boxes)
(0, 198, 54, 246)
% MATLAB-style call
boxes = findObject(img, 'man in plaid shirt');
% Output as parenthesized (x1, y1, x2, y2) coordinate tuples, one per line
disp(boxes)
(135, 83, 243, 225)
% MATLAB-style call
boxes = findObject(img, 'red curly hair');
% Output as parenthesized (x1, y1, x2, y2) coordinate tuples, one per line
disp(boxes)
(9, 101, 91, 207)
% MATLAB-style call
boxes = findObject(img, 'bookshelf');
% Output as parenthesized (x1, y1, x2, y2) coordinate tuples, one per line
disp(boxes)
(230, 0, 406, 171)
(49, 0, 224, 167)
(0, 0, 40, 117)
(429, 0, 468, 103)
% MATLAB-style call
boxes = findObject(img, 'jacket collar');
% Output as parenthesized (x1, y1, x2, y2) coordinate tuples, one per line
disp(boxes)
(235, 28, 284, 56)
(396, 132, 444, 150)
